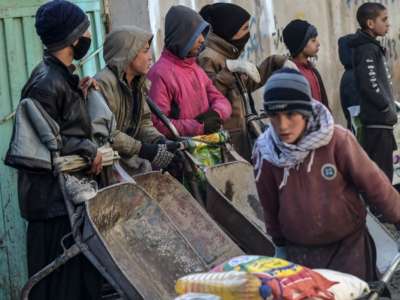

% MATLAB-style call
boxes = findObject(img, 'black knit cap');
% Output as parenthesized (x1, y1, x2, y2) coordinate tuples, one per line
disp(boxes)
(199, 3, 250, 41)
(282, 19, 318, 57)
(35, 0, 89, 52)
(263, 68, 313, 117)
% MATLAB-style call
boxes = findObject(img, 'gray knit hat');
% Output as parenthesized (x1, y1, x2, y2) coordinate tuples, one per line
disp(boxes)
(263, 68, 313, 117)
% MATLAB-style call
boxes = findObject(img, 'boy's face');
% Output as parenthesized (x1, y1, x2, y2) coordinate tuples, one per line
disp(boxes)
(127, 42, 152, 76)
(232, 20, 250, 40)
(269, 111, 307, 144)
(368, 9, 389, 37)
(302, 36, 320, 58)
(187, 34, 205, 57)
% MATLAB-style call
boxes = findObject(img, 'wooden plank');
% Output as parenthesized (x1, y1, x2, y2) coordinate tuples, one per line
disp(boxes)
(0, 6, 40, 19)
(0, 19, 10, 114)
(0, 18, 12, 300)
(93, 10, 105, 69)
(22, 16, 42, 75)
(0, 18, 28, 295)
(0, 167, 27, 300)
(81, 12, 99, 77)
(4, 18, 28, 108)
(0, 1, 100, 19)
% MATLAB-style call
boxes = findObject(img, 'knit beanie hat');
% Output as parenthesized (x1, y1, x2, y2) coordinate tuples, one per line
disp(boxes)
(199, 3, 250, 41)
(263, 68, 313, 117)
(35, 0, 89, 52)
(282, 19, 318, 57)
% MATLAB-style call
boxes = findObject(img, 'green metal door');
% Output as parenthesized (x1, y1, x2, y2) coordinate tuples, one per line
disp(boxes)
(0, 1, 106, 299)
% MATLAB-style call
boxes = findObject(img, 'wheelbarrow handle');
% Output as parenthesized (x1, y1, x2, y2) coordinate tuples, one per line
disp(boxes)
(20, 243, 81, 300)
(366, 253, 400, 300)
(146, 97, 181, 139)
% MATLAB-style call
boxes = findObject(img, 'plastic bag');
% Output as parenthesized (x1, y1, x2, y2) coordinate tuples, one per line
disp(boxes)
(212, 256, 336, 300)
(175, 271, 272, 300)
(174, 293, 221, 300)
(313, 269, 370, 300)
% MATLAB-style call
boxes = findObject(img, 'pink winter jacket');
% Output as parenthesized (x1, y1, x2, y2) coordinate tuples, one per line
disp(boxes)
(147, 49, 232, 137)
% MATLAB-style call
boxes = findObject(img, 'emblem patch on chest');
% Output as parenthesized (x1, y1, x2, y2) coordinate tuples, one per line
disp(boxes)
(321, 163, 337, 180)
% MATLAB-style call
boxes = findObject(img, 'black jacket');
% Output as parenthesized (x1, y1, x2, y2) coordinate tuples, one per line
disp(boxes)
(338, 34, 362, 130)
(349, 30, 397, 127)
(18, 53, 97, 221)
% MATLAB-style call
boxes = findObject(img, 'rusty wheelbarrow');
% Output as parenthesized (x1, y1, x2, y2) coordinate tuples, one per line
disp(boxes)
(21, 164, 243, 299)
(204, 161, 275, 256)
(86, 172, 243, 299)
(358, 213, 400, 300)
(147, 97, 275, 256)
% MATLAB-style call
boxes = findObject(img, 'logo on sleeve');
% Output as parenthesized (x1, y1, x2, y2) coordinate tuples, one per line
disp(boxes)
(321, 164, 337, 180)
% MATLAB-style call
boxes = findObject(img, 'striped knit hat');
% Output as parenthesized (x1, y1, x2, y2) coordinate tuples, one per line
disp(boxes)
(263, 68, 313, 117)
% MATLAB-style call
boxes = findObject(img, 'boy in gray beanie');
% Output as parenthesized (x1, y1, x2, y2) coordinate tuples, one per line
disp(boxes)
(253, 68, 400, 281)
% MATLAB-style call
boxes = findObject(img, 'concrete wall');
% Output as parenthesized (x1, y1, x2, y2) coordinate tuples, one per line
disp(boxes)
(109, 0, 400, 125)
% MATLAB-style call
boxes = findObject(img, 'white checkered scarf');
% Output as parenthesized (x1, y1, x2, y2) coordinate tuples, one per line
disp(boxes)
(253, 100, 334, 189)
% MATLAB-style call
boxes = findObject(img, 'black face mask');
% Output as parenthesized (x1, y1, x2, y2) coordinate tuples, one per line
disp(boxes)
(230, 32, 250, 52)
(72, 36, 91, 60)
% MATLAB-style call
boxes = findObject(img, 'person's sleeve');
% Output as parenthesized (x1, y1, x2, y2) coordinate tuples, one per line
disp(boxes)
(353, 47, 389, 111)
(198, 56, 236, 96)
(204, 74, 232, 121)
(95, 77, 143, 157)
(337, 128, 400, 223)
(61, 136, 97, 161)
(28, 84, 97, 160)
(136, 97, 165, 144)
(148, 73, 204, 137)
(253, 158, 286, 246)
(246, 54, 286, 92)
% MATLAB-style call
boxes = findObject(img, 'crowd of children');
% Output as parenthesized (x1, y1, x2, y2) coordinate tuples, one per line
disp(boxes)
(6, 0, 400, 298)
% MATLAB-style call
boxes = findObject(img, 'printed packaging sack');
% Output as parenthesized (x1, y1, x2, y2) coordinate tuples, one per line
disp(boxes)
(212, 256, 337, 300)
(313, 269, 370, 300)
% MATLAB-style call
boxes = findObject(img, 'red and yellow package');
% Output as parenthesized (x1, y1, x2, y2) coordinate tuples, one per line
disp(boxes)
(212, 256, 337, 300)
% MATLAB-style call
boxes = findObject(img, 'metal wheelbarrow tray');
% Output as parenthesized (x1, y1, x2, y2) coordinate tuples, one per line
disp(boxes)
(85, 171, 242, 299)
(205, 160, 275, 255)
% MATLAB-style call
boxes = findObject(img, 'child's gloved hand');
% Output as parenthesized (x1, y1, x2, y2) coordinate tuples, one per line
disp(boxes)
(139, 143, 177, 169)
(195, 109, 220, 123)
(274, 246, 287, 260)
(226, 59, 261, 83)
(196, 109, 222, 134)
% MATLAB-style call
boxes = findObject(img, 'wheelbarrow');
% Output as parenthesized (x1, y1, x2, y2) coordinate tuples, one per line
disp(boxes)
(358, 213, 400, 299)
(147, 98, 275, 256)
(205, 161, 275, 256)
(21, 159, 243, 299)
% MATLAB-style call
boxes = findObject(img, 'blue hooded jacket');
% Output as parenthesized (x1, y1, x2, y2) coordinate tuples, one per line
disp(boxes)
(338, 34, 361, 130)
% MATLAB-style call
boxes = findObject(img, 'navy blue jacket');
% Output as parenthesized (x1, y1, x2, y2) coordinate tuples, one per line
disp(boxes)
(338, 34, 361, 129)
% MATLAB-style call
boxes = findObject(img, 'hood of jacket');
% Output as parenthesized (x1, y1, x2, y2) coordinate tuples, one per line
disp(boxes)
(338, 34, 356, 70)
(164, 5, 209, 59)
(348, 29, 385, 53)
(103, 26, 153, 81)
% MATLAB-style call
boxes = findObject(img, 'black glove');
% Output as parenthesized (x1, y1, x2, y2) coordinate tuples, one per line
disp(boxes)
(204, 117, 222, 134)
(164, 150, 185, 179)
(156, 138, 182, 151)
(195, 109, 220, 123)
(196, 109, 222, 134)
(138, 143, 159, 161)
(139, 143, 180, 169)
